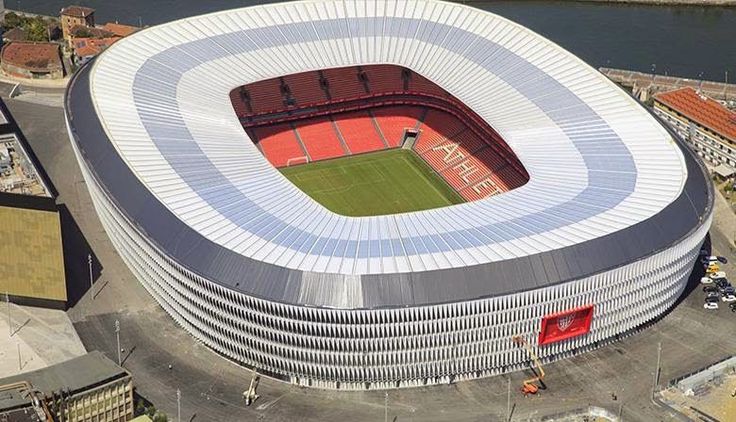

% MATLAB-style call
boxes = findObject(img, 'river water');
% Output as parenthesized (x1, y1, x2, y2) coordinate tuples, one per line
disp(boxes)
(15, 0, 736, 80)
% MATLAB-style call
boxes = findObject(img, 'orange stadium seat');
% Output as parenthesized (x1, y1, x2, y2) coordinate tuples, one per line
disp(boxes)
(295, 117, 347, 161)
(372, 107, 423, 147)
(253, 124, 306, 168)
(334, 111, 386, 154)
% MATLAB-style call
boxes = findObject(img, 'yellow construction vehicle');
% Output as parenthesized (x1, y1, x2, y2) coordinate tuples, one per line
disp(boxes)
(512, 336, 546, 396)
(706, 263, 720, 274)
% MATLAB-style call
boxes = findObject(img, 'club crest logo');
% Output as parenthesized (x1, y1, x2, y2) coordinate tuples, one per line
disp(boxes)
(557, 312, 576, 332)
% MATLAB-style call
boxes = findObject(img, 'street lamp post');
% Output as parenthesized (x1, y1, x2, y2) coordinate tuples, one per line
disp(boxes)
(384, 392, 388, 422)
(652, 341, 662, 398)
(6, 291, 11, 337)
(507, 376, 511, 421)
(115, 319, 121, 366)
(88, 254, 94, 299)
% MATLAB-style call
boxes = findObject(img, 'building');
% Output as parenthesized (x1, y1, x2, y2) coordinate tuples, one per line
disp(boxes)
(64, 0, 712, 390)
(60, 5, 95, 44)
(69, 23, 139, 65)
(2, 27, 28, 42)
(0, 351, 134, 422)
(0, 98, 65, 309)
(101, 22, 140, 38)
(653, 87, 736, 171)
(0, 42, 63, 79)
(72, 36, 120, 65)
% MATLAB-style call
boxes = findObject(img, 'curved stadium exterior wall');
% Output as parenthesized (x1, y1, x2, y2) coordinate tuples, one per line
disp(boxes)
(64, 0, 713, 389)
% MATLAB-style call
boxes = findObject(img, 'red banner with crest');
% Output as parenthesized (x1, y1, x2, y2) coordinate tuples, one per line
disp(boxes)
(538, 305, 594, 346)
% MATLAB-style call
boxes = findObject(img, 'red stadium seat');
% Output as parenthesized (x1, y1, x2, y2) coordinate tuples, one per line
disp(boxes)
(414, 110, 465, 153)
(235, 64, 529, 199)
(322, 67, 366, 99)
(334, 111, 386, 154)
(283, 72, 328, 106)
(295, 117, 347, 161)
(245, 78, 285, 114)
(364, 65, 404, 94)
(253, 124, 307, 168)
(372, 107, 423, 147)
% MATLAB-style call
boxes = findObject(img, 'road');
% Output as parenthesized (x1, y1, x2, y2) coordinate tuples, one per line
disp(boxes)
(4, 94, 736, 421)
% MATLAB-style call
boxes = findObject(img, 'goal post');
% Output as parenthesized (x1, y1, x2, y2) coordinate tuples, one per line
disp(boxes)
(286, 156, 309, 166)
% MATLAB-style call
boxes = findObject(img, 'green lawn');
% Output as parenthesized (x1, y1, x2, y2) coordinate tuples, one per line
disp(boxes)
(280, 149, 465, 216)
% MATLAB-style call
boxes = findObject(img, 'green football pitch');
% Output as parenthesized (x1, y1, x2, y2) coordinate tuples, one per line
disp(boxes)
(279, 149, 465, 216)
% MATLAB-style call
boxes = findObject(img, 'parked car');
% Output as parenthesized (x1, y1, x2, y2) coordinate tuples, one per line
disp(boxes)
(704, 302, 719, 310)
(704, 285, 719, 293)
(709, 271, 727, 280)
(701, 255, 718, 264)
(715, 279, 730, 288)
(706, 263, 720, 273)
(721, 294, 736, 302)
(701, 277, 713, 284)
(730, 303, 736, 312)
(717, 256, 728, 264)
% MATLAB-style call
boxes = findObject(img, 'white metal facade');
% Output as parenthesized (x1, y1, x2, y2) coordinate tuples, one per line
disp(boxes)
(69, 110, 710, 388)
(65, 0, 713, 390)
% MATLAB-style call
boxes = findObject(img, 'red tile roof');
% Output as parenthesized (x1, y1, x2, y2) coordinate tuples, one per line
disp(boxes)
(654, 87, 736, 143)
(101, 23, 139, 38)
(3, 27, 27, 41)
(73, 37, 120, 58)
(1, 42, 62, 72)
(60, 6, 95, 18)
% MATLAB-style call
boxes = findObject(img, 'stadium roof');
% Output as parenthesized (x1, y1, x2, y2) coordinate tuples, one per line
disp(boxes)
(66, 0, 711, 308)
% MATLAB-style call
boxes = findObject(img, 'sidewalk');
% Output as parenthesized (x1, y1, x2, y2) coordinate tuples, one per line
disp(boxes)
(712, 185, 736, 248)
(0, 72, 70, 90)
(0, 303, 86, 377)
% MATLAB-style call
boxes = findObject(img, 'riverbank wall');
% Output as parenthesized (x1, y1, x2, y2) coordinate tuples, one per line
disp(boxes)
(458, 0, 736, 6)
(575, 0, 736, 6)
(600, 67, 736, 105)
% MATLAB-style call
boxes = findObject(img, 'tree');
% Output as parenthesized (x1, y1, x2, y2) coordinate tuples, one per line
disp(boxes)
(4, 12, 21, 29)
(152, 411, 168, 422)
(72, 26, 92, 38)
(25, 18, 48, 42)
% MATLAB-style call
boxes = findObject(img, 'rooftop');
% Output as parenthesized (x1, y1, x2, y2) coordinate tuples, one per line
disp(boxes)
(0, 42, 62, 72)
(2, 27, 27, 42)
(70, 24, 112, 38)
(101, 22, 140, 37)
(60, 5, 95, 18)
(654, 87, 736, 143)
(73, 36, 120, 58)
(0, 351, 128, 412)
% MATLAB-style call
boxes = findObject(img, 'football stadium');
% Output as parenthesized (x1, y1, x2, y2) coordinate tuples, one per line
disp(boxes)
(64, 0, 712, 389)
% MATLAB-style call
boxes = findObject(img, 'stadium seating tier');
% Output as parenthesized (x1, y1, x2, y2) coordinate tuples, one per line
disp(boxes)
(235, 65, 528, 200)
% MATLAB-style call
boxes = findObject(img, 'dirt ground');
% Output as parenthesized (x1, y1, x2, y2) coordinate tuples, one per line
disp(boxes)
(661, 372, 736, 421)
